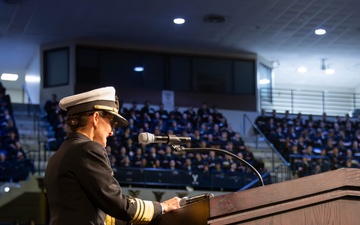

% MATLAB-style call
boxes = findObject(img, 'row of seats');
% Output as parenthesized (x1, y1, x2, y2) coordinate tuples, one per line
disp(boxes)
(255, 109, 360, 177)
(0, 83, 34, 182)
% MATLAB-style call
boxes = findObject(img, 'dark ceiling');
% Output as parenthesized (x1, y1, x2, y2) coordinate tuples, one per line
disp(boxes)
(1, 0, 360, 90)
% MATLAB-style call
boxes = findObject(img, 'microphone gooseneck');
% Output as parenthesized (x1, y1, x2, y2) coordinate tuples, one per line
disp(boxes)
(176, 147, 265, 187)
(138, 132, 265, 187)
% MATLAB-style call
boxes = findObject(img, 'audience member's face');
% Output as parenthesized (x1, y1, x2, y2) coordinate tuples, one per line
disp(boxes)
(0, 153, 5, 161)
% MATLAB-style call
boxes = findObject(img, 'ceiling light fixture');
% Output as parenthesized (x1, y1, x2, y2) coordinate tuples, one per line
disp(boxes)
(25, 75, 41, 83)
(1, 73, 18, 81)
(297, 66, 307, 73)
(325, 68, 335, 75)
(134, 66, 144, 72)
(315, 28, 326, 35)
(259, 79, 270, 85)
(321, 59, 335, 75)
(173, 18, 185, 25)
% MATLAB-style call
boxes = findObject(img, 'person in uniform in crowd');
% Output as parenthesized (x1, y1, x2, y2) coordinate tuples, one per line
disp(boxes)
(44, 94, 59, 126)
(44, 86, 180, 225)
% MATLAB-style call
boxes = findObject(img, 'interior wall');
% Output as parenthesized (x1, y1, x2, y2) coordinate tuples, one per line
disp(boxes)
(273, 82, 356, 93)
(39, 41, 76, 110)
(24, 49, 41, 104)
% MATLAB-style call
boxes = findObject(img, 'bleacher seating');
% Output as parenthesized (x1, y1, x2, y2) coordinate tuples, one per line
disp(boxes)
(0, 82, 34, 183)
(254, 109, 360, 178)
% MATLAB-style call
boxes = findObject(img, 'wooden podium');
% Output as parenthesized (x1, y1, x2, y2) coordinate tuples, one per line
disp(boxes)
(158, 168, 360, 225)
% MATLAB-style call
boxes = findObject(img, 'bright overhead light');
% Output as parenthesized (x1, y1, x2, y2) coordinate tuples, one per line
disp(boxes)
(25, 75, 41, 83)
(325, 68, 335, 75)
(315, 29, 326, 35)
(297, 66, 307, 73)
(134, 66, 144, 72)
(173, 18, 185, 24)
(259, 79, 270, 85)
(1, 73, 18, 81)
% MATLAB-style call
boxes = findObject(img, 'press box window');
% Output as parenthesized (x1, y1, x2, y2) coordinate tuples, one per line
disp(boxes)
(43, 47, 69, 88)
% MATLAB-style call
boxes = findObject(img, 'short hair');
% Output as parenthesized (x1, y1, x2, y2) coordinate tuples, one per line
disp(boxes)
(65, 111, 108, 132)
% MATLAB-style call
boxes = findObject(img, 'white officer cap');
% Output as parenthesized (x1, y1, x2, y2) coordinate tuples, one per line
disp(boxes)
(59, 86, 128, 127)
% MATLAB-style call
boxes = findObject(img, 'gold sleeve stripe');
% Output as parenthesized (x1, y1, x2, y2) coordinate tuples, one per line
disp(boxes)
(130, 198, 142, 223)
(140, 200, 154, 223)
(105, 214, 115, 225)
(129, 198, 155, 224)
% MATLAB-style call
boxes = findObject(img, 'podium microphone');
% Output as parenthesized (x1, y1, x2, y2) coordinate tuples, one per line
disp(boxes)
(138, 132, 191, 145)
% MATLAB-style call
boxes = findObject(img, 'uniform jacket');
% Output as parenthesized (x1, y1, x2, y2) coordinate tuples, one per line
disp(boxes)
(44, 132, 162, 225)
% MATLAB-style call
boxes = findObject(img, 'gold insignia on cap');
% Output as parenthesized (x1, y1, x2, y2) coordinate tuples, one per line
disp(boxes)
(59, 86, 129, 128)
(93, 105, 118, 113)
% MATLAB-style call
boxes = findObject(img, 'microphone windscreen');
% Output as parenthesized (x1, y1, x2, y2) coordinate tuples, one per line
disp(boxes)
(138, 132, 154, 144)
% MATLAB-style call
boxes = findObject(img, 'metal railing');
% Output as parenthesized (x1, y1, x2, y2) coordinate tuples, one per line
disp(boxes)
(260, 88, 360, 116)
(114, 167, 270, 191)
(244, 115, 290, 165)
(243, 114, 292, 183)
(21, 83, 47, 176)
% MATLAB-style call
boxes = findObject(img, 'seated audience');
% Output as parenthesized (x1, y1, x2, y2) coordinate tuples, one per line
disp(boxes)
(0, 83, 34, 182)
(254, 108, 360, 178)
